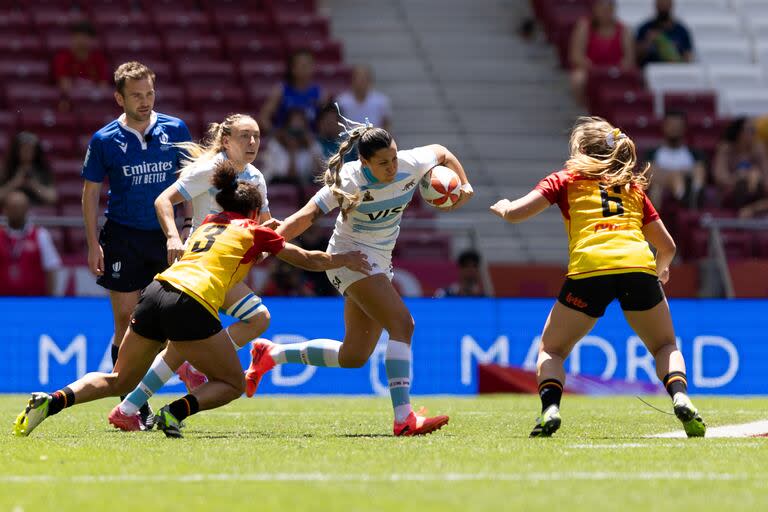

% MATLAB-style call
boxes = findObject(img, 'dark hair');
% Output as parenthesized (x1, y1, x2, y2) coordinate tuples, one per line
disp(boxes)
(70, 20, 95, 36)
(723, 117, 748, 143)
(321, 127, 393, 219)
(664, 110, 687, 123)
(212, 160, 262, 217)
(114, 61, 156, 95)
(285, 49, 314, 86)
(457, 249, 481, 267)
(2, 132, 50, 184)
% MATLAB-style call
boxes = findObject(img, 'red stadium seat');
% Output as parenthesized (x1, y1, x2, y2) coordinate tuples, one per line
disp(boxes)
(596, 88, 654, 121)
(163, 110, 200, 138)
(105, 34, 165, 61)
(663, 92, 717, 118)
(44, 33, 75, 53)
(0, 133, 7, 155)
(287, 39, 342, 64)
(155, 85, 187, 112)
(32, 9, 86, 30)
(276, 15, 330, 40)
(85, 0, 137, 13)
(0, 10, 32, 34)
(273, 0, 317, 16)
(152, 11, 212, 33)
(176, 61, 238, 86)
(0, 111, 16, 135)
(47, 226, 68, 254)
(67, 86, 114, 110)
(40, 133, 77, 158)
(78, 111, 116, 133)
(224, 35, 285, 61)
(210, 9, 272, 34)
(52, 158, 84, 181)
(18, 109, 78, 135)
(755, 232, 768, 258)
(29, 205, 59, 218)
(393, 232, 452, 260)
(239, 61, 286, 83)
(140, 0, 199, 11)
(0, 35, 46, 60)
(247, 84, 274, 110)
(6, 85, 60, 110)
(0, 60, 49, 84)
(586, 67, 644, 112)
(266, 183, 302, 210)
(92, 11, 151, 32)
(164, 34, 223, 60)
(186, 85, 247, 109)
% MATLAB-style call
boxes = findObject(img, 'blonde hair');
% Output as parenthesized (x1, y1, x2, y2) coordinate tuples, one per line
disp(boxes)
(176, 113, 254, 171)
(114, 61, 155, 95)
(565, 116, 650, 189)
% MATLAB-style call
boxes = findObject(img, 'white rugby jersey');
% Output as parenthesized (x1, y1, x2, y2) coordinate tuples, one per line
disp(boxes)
(313, 146, 438, 254)
(175, 152, 269, 232)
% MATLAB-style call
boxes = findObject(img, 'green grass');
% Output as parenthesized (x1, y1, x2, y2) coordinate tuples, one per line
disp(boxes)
(2, 395, 768, 511)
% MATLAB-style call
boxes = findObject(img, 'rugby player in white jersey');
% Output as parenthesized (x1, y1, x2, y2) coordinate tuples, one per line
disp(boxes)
(108, 113, 275, 431)
(245, 119, 473, 436)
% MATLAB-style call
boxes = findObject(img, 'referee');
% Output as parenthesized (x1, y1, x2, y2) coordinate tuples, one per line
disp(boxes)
(81, 62, 191, 425)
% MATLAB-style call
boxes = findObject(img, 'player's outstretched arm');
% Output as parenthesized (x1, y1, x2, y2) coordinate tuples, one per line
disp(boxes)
(154, 186, 186, 265)
(276, 244, 371, 273)
(490, 190, 551, 224)
(275, 200, 325, 242)
(642, 219, 676, 284)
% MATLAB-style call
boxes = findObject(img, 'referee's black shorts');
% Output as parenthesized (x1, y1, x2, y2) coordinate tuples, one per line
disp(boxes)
(97, 220, 168, 292)
(557, 272, 665, 318)
(130, 280, 222, 342)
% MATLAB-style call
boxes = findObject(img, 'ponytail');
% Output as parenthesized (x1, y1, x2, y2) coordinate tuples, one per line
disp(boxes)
(319, 127, 365, 220)
(176, 114, 252, 175)
(212, 160, 262, 217)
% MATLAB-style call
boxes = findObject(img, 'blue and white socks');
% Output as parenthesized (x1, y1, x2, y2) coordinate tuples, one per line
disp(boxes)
(269, 339, 341, 367)
(119, 354, 174, 416)
(385, 340, 413, 423)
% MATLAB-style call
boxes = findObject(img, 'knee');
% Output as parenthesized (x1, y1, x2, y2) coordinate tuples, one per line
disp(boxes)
(227, 374, 246, 400)
(338, 350, 369, 369)
(390, 316, 415, 342)
(539, 344, 569, 362)
(248, 308, 271, 335)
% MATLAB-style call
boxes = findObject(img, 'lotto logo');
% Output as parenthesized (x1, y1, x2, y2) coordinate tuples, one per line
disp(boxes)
(332, 276, 342, 289)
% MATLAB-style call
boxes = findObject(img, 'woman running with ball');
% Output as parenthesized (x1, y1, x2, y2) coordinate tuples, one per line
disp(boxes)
(490, 116, 706, 438)
(245, 117, 473, 436)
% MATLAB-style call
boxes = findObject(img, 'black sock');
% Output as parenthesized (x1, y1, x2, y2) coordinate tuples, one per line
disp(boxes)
(663, 371, 688, 398)
(538, 379, 563, 413)
(139, 402, 152, 418)
(111, 344, 119, 367)
(47, 387, 75, 416)
(167, 394, 200, 422)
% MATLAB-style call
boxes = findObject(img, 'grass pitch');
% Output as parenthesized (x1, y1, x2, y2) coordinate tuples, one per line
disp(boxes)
(2, 395, 767, 511)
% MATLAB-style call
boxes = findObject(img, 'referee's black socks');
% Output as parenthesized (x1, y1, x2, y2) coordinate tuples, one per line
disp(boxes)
(663, 371, 688, 398)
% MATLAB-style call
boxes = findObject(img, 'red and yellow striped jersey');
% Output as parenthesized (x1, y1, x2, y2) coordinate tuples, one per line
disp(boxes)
(157, 212, 285, 317)
(535, 170, 660, 279)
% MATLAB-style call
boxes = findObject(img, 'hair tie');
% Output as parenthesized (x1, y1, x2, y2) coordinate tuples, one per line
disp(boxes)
(334, 102, 373, 139)
(606, 128, 626, 149)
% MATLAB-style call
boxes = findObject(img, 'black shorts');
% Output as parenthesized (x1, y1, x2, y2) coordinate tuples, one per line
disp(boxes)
(557, 272, 664, 318)
(130, 280, 222, 342)
(97, 220, 168, 292)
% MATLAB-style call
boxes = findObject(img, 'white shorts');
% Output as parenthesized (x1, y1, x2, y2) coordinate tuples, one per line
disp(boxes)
(325, 239, 393, 295)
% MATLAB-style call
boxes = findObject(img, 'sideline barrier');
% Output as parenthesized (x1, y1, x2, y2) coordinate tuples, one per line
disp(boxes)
(0, 298, 763, 395)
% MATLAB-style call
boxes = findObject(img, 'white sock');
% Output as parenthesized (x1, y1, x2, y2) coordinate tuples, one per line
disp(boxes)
(385, 340, 413, 423)
(269, 339, 341, 367)
(119, 354, 174, 416)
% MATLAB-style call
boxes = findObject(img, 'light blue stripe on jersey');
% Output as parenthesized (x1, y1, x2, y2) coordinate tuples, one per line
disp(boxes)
(176, 182, 192, 201)
(314, 195, 331, 213)
(352, 217, 401, 232)
(361, 172, 411, 191)
(356, 190, 416, 214)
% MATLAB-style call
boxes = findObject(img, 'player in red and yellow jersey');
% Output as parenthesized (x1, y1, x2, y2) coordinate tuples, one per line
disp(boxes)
(14, 160, 369, 438)
(491, 116, 705, 439)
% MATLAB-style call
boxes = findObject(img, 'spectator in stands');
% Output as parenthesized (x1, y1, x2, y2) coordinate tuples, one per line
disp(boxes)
(337, 65, 392, 132)
(260, 49, 329, 133)
(434, 249, 486, 298)
(261, 108, 323, 187)
(636, 0, 694, 67)
(569, 0, 635, 105)
(0, 191, 62, 296)
(713, 117, 768, 212)
(52, 21, 109, 107)
(316, 103, 343, 160)
(262, 260, 316, 297)
(647, 111, 706, 210)
(0, 132, 57, 206)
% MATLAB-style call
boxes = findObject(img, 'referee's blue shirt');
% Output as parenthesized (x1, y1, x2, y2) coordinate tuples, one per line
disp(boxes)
(81, 111, 192, 231)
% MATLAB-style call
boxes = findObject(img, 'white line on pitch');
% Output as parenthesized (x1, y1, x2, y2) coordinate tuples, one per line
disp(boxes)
(0, 472, 766, 484)
(651, 420, 768, 438)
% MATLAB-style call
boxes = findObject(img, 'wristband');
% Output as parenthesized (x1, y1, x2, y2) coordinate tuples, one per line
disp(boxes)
(460, 183, 474, 194)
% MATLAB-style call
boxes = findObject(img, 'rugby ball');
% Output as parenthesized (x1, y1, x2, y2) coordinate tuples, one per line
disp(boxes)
(419, 166, 461, 209)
